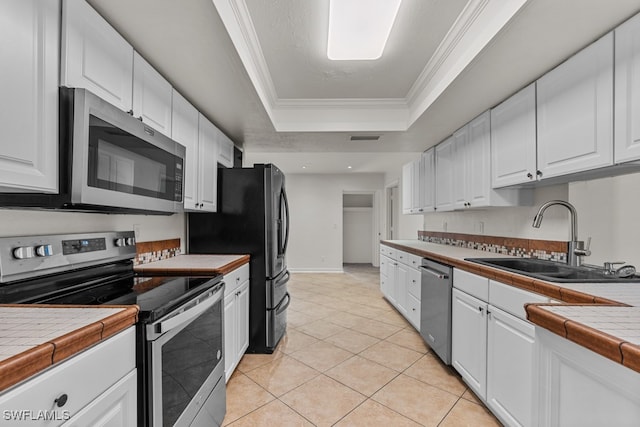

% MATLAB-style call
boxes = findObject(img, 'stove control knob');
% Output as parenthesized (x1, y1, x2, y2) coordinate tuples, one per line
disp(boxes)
(114, 238, 126, 247)
(126, 237, 135, 246)
(13, 246, 35, 259)
(35, 244, 53, 257)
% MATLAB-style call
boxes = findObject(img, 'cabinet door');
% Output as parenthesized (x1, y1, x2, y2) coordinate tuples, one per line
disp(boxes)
(435, 136, 454, 212)
(401, 161, 414, 214)
(465, 111, 491, 207)
(197, 115, 218, 212)
(224, 293, 236, 382)
(537, 33, 613, 179)
(217, 132, 235, 168)
(132, 52, 172, 137)
(62, 370, 137, 427)
(491, 83, 537, 187)
(420, 148, 435, 212)
(615, 13, 640, 163)
(61, 0, 133, 112)
(386, 261, 397, 305)
(236, 280, 250, 361)
(0, 0, 59, 193)
(452, 126, 468, 210)
(395, 262, 409, 315)
(452, 288, 487, 400)
(172, 90, 199, 210)
(379, 255, 392, 299)
(487, 306, 535, 427)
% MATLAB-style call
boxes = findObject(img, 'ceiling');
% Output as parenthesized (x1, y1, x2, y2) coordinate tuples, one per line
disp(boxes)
(88, 0, 640, 175)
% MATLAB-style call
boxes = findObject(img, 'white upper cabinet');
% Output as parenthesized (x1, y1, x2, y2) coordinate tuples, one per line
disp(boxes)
(536, 32, 614, 179)
(61, 0, 133, 112)
(419, 148, 435, 212)
(217, 132, 235, 168)
(615, 13, 640, 163)
(491, 83, 537, 187)
(171, 90, 199, 210)
(197, 114, 219, 212)
(452, 124, 469, 210)
(435, 136, 455, 212)
(0, 0, 59, 193)
(402, 160, 420, 214)
(132, 52, 173, 137)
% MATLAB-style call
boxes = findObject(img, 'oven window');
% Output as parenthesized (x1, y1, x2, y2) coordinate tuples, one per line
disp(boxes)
(87, 115, 182, 201)
(161, 298, 223, 426)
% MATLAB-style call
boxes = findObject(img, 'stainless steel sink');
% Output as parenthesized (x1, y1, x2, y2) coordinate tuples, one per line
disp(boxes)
(465, 258, 638, 283)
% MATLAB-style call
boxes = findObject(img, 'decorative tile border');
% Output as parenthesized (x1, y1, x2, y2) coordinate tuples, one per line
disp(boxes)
(417, 231, 568, 263)
(135, 238, 181, 265)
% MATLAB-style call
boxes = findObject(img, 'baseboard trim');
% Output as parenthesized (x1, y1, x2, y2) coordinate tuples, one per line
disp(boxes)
(288, 268, 344, 274)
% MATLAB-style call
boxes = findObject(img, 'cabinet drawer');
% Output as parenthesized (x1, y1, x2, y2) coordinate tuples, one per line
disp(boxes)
(454, 268, 489, 301)
(406, 294, 421, 331)
(404, 252, 423, 269)
(224, 263, 250, 297)
(380, 245, 397, 259)
(489, 280, 550, 320)
(407, 268, 421, 299)
(0, 327, 135, 424)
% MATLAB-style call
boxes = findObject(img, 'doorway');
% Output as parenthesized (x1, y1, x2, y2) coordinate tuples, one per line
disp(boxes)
(386, 183, 399, 240)
(342, 192, 378, 266)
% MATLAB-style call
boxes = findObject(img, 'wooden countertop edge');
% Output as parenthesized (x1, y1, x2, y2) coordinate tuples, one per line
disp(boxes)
(0, 305, 139, 393)
(381, 241, 640, 373)
(134, 254, 250, 276)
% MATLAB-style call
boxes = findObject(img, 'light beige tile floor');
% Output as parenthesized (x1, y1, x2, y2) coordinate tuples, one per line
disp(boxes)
(223, 264, 502, 426)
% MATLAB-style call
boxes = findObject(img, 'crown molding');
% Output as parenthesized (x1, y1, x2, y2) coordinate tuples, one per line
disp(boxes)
(213, 0, 529, 133)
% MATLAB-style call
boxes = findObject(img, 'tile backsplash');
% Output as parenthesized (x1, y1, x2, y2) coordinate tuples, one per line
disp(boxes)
(135, 238, 181, 265)
(418, 231, 568, 263)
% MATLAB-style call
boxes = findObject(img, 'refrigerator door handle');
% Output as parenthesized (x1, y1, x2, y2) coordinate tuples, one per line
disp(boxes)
(280, 188, 290, 255)
(275, 292, 291, 315)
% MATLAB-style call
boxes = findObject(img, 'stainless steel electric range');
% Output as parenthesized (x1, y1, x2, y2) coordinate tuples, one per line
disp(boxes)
(0, 231, 225, 427)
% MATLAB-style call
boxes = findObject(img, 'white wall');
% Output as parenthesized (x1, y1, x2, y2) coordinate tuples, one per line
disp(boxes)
(286, 173, 384, 272)
(422, 184, 570, 240)
(570, 173, 640, 267)
(0, 210, 185, 251)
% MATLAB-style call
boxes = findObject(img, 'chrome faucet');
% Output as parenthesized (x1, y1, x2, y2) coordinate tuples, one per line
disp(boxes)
(532, 200, 591, 266)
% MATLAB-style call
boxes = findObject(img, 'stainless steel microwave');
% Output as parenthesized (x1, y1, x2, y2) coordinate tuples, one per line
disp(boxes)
(0, 87, 185, 214)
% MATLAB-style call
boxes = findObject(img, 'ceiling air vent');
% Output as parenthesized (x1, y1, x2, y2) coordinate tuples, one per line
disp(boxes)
(349, 135, 381, 141)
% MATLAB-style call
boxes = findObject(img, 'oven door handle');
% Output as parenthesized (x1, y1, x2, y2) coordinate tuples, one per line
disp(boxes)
(147, 285, 223, 339)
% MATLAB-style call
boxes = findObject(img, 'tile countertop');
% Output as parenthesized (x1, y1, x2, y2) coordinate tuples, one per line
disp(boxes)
(134, 254, 250, 276)
(381, 239, 640, 373)
(0, 305, 139, 392)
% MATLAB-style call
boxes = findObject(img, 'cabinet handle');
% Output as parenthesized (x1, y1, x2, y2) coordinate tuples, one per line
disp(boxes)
(478, 307, 484, 313)
(55, 394, 68, 408)
(536, 170, 543, 177)
(527, 172, 533, 179)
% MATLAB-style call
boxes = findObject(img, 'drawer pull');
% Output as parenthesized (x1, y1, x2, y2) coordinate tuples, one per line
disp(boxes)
(55, 394, 68, 407)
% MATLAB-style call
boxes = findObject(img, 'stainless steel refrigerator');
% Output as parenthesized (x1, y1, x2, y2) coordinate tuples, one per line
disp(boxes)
(187, 164, 290, 353)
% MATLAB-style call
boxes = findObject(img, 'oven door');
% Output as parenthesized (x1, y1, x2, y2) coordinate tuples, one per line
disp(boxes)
(146, 283, 225, 427)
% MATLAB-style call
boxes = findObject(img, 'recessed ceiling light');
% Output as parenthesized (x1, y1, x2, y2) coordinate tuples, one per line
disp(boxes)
(347, 166, 353, 169)
(327, 0, 402, 61)
(302, 166, 307, 169)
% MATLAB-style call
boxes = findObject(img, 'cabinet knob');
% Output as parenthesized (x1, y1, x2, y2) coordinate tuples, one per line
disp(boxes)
(478, 307, 484, 313)
(536, 170, 543, 177)
(527, 172, 533, 179)
(55, 394, 68, 408)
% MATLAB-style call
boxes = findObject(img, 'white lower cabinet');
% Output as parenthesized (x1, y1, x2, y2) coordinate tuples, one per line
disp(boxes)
(379, 245, 421, 331)
(452, 288, 488, 400)
(536, 328, 640, 427)
(223, 263, 250, 382)
(452, 270, 551, 427)
(0, 327, 136, 427)
(487, 306, 535, 427)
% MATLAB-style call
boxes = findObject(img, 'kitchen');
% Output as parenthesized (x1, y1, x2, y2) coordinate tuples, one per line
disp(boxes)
(2, 0, 640, 426)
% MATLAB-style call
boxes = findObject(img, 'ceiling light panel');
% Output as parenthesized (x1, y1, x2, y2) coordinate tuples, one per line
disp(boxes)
(327, 0, 402, 60)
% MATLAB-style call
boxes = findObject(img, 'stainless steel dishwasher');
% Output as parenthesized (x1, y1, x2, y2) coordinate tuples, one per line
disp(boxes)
(420, 258, 453, 365)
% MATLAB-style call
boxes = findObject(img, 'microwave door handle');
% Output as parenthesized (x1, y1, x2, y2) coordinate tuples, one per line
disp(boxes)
(147, 286, 223, 339)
